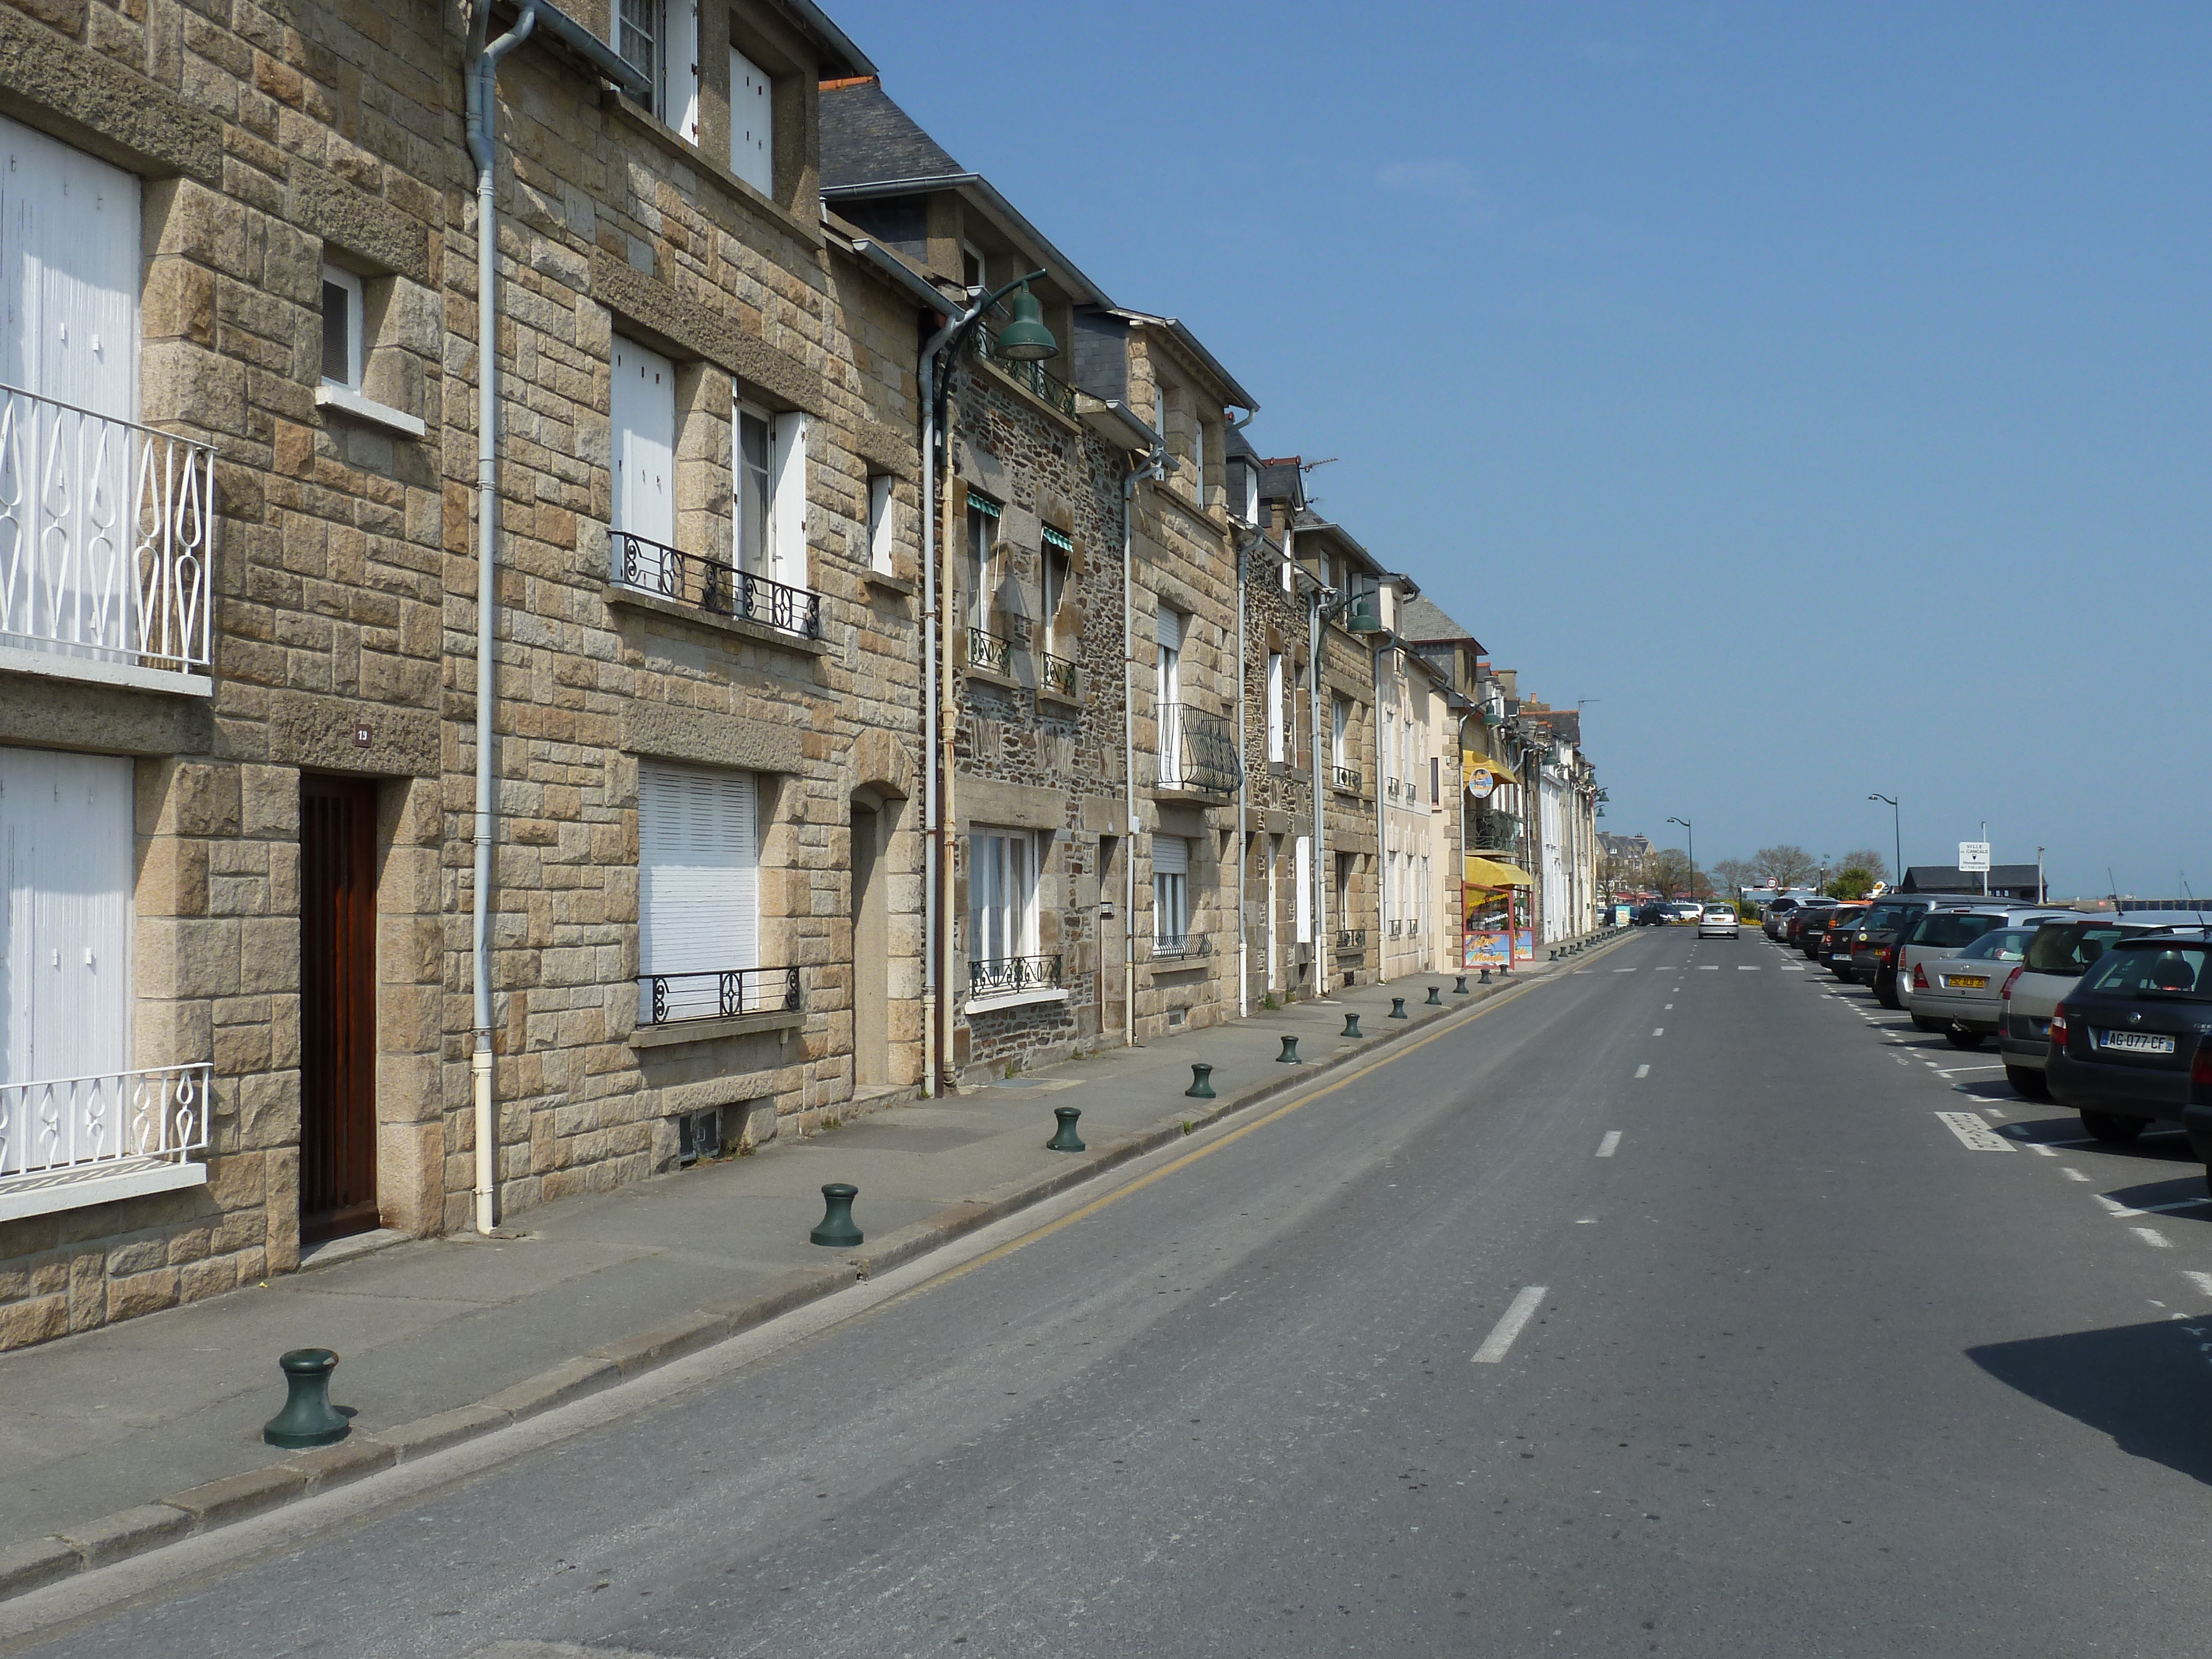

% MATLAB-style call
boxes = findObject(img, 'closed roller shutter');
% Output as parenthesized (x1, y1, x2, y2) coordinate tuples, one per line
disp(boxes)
(639, 761, 758, 1020)
(1151, 833, 1188, 876)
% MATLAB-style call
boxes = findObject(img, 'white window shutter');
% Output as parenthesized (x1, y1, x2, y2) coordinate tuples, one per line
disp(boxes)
(638, 763, 758, 1019)
(0, 747, 133, 1091)
(672, 2, 701, 143)
(0, 114, 139, 420)
(770, 410, 807, 589)
(729, 46, 774, 195)
(1294, 835, 1312, 943)
(611, 337, 676, 549)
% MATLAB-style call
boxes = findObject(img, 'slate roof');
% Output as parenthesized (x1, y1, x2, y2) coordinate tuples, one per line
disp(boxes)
(1397, 596, 1479, 646)
(819, 80, 963, 189)
(1899, 865, 2045, 895)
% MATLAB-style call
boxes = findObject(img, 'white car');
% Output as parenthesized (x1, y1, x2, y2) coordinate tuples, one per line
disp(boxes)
(1698, 904, 1740, 939)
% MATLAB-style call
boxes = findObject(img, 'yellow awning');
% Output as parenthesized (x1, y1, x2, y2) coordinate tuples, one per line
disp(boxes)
(1464, 855, 1534, 888)
(1462, 754, 1517, 792)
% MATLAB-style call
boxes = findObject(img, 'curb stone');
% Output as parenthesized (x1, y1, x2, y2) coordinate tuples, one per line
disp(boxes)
(0, 934, 1631, 1601)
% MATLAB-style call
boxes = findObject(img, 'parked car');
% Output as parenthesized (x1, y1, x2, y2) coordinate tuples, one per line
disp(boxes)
(1670, 901, 1704, 925)
(1996, 913, 2200, 1100)
(1846, 895, 2001, 999)
(1814, 904, 1870, 969)
(1766, 896, 1834, 941)
(1699, 903, 1740, 939)
(1783, 905, 1831, 948)
(1634, 901, 1671, 926)
(1898, 906, 2069, 1024)
(1907, 925, 2044, 1047)
(2048, 931, 2212, 1178)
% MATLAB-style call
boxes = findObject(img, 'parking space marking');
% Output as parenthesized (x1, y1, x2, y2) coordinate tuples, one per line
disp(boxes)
(1597, 1131, 1622, 1158)
(2027, 1143, 2059, 1157)
(2138, 1197, 2212, 1213)
(1652, 1027, 1665, 1037)
(1937, 1111, 2015, 1151)
(2132, 1227, 2174, 1249)
(1635, 1065, 1651, 1079)
(2186, 1271, 2212, 1298)
(2096, 1195, 2146, 1218)
(2060, 1167, 2091, 1181)
(1473, 1285, 1549, 1364)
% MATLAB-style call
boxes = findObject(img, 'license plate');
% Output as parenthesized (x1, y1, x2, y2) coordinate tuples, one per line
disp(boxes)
(2096, 1030, 2176, 1055)
(1944, 974, 1989, 990)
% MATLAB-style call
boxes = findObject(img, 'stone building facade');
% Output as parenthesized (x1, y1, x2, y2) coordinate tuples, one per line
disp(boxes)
(0, 0, 933, 1349)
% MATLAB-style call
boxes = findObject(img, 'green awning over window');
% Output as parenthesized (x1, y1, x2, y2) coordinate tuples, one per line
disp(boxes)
(967, 492, 1000, 517)
(1041, 525, 1073, 552)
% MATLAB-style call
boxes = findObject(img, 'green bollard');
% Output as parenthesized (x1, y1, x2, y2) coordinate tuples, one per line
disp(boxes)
(1425, 984, 1443, 1005)
(262, 1348, 349, 1448)
(1479, 967, 1491, 985)
(1046, 1106, 1086, 1151)
(1277, 1034, 1302, 1064)
(1454, 975, 1470, 995)
(810, 1182, 863, 1246)
(1389, 996, 1408, 1019)
(1185, 1063, 1215, 1099)
(1342, 1011, 1363, 1038)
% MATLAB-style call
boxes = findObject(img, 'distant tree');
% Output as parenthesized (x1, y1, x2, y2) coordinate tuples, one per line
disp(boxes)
(1712, 857, 1757, 895)
(1824, 865, 1879, 900)
(1649, 848, 1694, 899)
(1752, 844, 1820, 889)
(1837, 847, 1890, 884)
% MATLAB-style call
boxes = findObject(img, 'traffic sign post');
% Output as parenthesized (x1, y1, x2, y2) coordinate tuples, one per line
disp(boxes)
(1960, 840, 1991, 896)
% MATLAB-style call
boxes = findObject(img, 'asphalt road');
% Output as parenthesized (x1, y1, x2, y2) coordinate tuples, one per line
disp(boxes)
(12, 926, 2212, 1658)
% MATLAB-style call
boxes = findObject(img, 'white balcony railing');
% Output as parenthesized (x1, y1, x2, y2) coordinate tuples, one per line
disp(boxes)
(0, 1062, 213, 1222)
(0, 383, 216, 687)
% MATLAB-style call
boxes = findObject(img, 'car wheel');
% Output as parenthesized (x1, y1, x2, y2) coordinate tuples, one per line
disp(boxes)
(1874, 973, 1902, 1010)
(2080, 1110, 2146, 1144)
(1832, 966, 1855, 984)
(1943, 1027, 1984, 1051)
(2004, 1065, 2051, 1102)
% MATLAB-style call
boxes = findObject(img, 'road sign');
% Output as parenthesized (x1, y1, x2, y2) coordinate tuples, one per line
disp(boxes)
(1959, 841, 1991, 872)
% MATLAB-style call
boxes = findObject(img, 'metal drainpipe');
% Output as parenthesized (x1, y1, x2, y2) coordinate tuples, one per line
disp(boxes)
(1309, 564, 1328, 998)
(1372, 629, 1388, 985)
(1120, 434, 1166, 1044)
(1233, 529, 1248, 1019)
(463, 0, 536, 1236)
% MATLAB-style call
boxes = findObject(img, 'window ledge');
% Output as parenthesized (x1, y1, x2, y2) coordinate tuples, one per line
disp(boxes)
(316, 384, 425, 439)
(962, 987, 1071, 1015)
(1036, 685, 1084, 711)
(862, 568, 917, 596)
(1149, 957, 1213, 977)
(629, 1008, 806, 1048)
(972, 356, 1083, 433)
(961, 661, 1027, 693)
(604, 583, 830, 656)
(0, 1156, 207, 1224)
(0, 641, 211, 697)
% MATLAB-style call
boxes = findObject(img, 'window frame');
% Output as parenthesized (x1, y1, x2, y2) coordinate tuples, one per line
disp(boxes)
(966, 827, 1039, 971)
(320, 264, 365, 392)
(1152, 835, 1191, 951)
(866, 473, 896, 575)
(612, 0, 665, 119)
(734, 398, 775, 576)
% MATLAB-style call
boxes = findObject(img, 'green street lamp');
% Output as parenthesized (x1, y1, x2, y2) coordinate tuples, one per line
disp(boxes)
(994, 281, 1057, 362)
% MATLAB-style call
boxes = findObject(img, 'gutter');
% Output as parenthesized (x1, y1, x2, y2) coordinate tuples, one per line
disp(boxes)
(495, 0, 651, 100)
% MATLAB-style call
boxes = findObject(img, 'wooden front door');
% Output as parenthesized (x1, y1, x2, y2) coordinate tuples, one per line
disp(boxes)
(299, 775, 378, 1243)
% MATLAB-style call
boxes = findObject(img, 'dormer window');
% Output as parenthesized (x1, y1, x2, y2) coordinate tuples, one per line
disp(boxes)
(729, 44, 773, 193)
(614, 0, 700, 142)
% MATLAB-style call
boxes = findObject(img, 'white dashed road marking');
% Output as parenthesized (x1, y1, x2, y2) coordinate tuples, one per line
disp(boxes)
(2060, 1167, 2091, 1182)
(1737, 965, 1759, 971)
(2132, 1227, 2173, 1249)
(1936, 1111, 2015, 1151)
(2187, 1271, 2212, 1298)
(2138, 1197, 2212, 1213)
(1473, 1286, 1549, 1364)
(1635, 1064, 1650, 1079)
(1652, 1027, 1665, 1037)
(2095, 1195, 2146, 1218)
(1597, 1131, 1621, 1158)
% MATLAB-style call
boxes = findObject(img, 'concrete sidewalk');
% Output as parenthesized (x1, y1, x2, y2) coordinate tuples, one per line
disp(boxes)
(0, 938, 1625, 1595)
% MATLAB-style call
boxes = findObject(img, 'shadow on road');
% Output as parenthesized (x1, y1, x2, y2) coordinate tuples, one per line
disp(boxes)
(1969, 1318, 2212, 1488)
(2107, 1174, 2212, 1218)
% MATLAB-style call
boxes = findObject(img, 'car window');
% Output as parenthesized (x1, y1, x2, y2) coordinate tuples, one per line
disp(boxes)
(2025, 923, 2129, 974)
(1910, 912, 2002, 948)
(1861, 904, 1910, 931)
(1957, 928, 2034, 962)
(2081, 945, 2212, 1000)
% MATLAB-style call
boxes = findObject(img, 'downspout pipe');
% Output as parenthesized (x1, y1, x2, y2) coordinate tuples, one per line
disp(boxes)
(1121, 431, 1167, 1044)
(465, 0, 536, 1236)
(1226, 410, 1255, 1020)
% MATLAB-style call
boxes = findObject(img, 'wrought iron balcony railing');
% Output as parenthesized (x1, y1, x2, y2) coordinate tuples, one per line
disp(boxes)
(638, 965, 802, 1026)
(966, 625, 1015, 678)
(0, 1062, 212, 1190)
(1331, 765, 1361, 794)
(1041, 650, 1079, 698)
(968, 327, 1078, 418)
(1335, 928, 1365, 952)
(1386, 778, 1402, 801)
(1152, 932, 1212, 961)
(1389, 919, 1404, 938)
(968, 954, 1063, 999)
(0, 384, 216, 681)
(1155, 701, 1243, 796)
(616, 531, 821, 638)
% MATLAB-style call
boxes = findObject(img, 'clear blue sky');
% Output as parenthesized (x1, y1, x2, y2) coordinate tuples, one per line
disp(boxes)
(837, 2, 2211, 898)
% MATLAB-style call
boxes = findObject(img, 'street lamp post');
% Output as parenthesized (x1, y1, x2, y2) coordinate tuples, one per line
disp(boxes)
(1868, 794, 1900, 891)
(1667, 816, 1694, 901)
